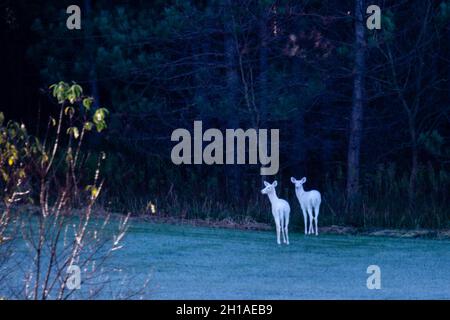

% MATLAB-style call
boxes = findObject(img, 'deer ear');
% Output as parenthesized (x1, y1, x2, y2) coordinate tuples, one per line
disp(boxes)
(272, 180, 278, 187)
(290, 177, 296, 183)
(264, 181, 270, 187)
(300, 177, 307, 183)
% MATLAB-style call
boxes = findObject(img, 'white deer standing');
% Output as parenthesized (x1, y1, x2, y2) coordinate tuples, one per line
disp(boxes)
(261, 181, 290, 245)
(291, 177, 321, 235)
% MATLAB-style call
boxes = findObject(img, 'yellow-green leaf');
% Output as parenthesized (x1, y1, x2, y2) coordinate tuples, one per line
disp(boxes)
(83, 98, 93, 110)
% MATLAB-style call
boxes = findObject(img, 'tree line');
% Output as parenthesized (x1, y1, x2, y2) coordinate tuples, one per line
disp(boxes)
(0, 0, 449, 228)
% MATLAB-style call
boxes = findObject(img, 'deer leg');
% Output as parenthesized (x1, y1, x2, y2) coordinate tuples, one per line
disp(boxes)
(285, 215, 289, 245)
(285, 226, 289, 245)
(278, 211, 286, 243)
(280, 216, 286, 244)
(275, 218, 281, 245)
(314, 205, 320, 236)
(302, 209, 307, 235)
(307, 207, 314, 234)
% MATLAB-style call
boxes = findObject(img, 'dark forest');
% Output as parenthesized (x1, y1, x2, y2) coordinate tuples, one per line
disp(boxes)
(1, 0, 449, 229)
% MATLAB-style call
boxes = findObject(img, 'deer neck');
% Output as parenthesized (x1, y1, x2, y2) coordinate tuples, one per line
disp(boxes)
(267, 190, 279, 204)
(295, 185, 305, 198)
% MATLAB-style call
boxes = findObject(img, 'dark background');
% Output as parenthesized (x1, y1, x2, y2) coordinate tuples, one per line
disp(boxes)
(0, 0, 449, 228)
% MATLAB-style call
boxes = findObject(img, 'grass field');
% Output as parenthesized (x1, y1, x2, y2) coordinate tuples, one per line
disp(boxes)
(109, 222, 450, 299)
(2, 219, 450, 299)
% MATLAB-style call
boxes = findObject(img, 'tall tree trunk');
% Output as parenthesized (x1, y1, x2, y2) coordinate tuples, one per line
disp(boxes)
(257, 5, 270, 214)
(346, 0, 366, 207)
(224, 0, 241, 201)
(83, 0, 100, 109)
(258, 6, 269, 128)
(291, 56, 306, 173)
(408, 115, 418, 214)
(84, 0, 101, 148)
(193, 41, 209, 121)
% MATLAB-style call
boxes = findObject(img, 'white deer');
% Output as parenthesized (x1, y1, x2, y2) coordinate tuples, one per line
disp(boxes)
(261, 181, 290, 245)
(291, 177, 321, 236)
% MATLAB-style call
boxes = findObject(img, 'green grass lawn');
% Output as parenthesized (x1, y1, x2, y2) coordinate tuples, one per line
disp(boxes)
(109, 221, 450, 299)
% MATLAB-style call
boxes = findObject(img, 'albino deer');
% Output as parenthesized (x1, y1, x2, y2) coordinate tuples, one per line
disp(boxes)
(291, 177, 321, 235)
(261, 181, 290, 245)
